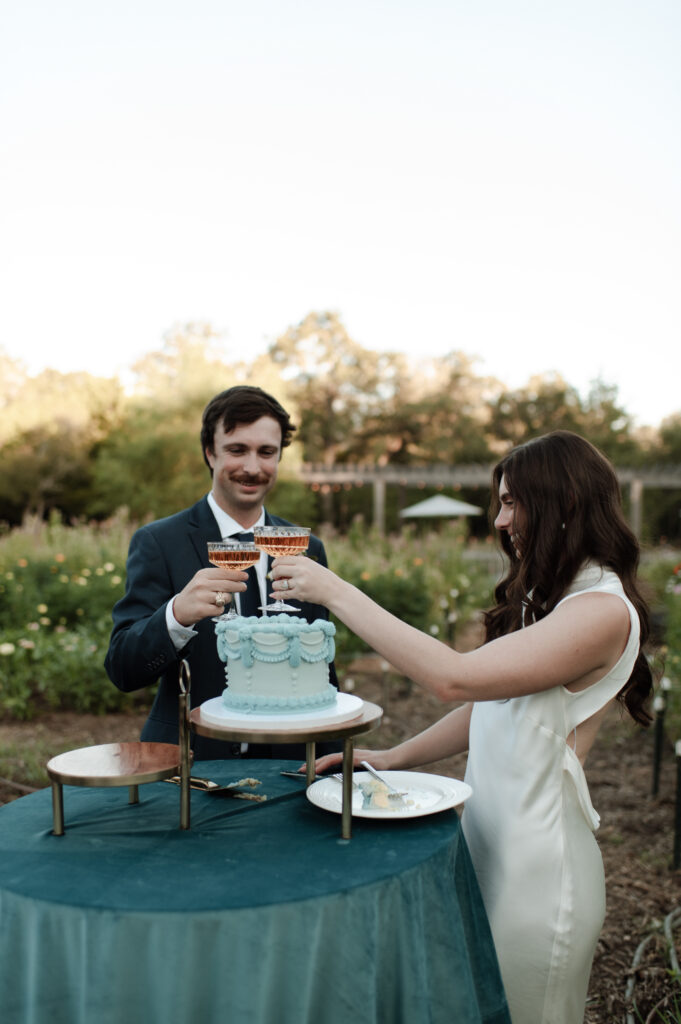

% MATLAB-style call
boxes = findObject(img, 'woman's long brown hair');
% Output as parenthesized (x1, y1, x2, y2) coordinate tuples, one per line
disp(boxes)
(484, 430, 653, 725)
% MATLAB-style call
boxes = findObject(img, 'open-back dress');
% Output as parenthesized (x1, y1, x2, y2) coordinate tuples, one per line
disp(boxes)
(461, 563, 640, 1024)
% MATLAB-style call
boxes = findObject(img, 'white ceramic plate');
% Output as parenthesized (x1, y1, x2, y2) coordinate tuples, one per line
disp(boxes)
(306, 770, 472, 820)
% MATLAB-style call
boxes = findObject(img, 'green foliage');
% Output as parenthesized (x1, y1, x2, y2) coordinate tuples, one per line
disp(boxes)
(0, 517, 496, 717)
(0, 620, 139, 719)
(641, 556, 681, 736)
(0, 514, 141, 719)
(660, 561, 681, 734)
(1, 517, 681, 728)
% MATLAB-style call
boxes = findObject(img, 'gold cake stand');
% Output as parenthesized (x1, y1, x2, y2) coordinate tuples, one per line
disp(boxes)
(189, 698, 383, 839)
(46, 741, 188, 836)
(45, 663, 195, 836)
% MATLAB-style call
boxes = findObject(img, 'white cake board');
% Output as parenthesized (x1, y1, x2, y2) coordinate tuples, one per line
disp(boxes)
(198, 692, 364, 730)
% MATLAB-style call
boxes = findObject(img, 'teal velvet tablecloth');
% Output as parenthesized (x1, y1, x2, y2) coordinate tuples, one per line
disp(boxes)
(0, 760, 510, 1024)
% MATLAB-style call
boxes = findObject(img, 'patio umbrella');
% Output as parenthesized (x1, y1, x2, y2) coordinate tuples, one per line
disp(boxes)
(399, 494, 484, 518)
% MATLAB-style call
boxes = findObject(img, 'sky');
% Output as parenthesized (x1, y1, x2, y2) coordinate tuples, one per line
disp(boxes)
(1, 0, 679, 428)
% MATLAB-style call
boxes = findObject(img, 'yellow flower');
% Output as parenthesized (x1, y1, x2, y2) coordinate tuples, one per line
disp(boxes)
(37, 603, 48, 614)
(360, 571, 371, 581)
(0, 642, 16, 655)
(55, 553, 66, 562)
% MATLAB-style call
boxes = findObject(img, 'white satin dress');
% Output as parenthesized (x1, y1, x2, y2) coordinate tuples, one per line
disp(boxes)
(461, 564, 640, 1024)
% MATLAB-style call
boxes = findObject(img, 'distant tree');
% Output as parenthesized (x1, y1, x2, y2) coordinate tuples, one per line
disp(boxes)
(87, 323, 307, 522)
(0, 370, 123, 524)
(129, 321, 249, 401)
(0, 421, 101, 522)
(577, 380, 642, 464)
(88, 398, 210, 521)
(267, 311, 396, 465)
(656, 413, 681, 463)
(0, 348, 28, 408)
(355, 351, 495, 465)
(486, 374, 641, 462)
(3, 317, 672, 535)
(268, 315, 497, 467)
(0, 368, 122, 445)
(645, 413, 681, 542)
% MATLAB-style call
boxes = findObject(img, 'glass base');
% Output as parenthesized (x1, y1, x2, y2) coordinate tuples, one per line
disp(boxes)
(211, 608, 238, 622)
(258, 601, 301, 613)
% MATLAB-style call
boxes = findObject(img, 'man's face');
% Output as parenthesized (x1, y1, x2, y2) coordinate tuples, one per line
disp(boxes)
(206, 415, 282, 523)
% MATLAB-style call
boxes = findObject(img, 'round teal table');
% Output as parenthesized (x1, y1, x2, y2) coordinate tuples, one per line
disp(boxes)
(0, 760, 510, 1024)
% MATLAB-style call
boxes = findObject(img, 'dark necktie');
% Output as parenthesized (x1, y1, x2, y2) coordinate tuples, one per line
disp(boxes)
(233, 531, 261, 618)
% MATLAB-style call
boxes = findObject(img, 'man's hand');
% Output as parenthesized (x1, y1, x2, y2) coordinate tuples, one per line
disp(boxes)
(172, 568, 248, 626)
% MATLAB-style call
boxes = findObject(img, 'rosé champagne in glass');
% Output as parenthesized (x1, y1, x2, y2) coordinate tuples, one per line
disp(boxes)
(207, 541, 260, 620)
(253, 526, 310, 612)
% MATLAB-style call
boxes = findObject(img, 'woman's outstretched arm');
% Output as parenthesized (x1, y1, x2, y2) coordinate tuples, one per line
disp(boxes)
(272, 556, 631, 703)
(312, 702, 474, 775)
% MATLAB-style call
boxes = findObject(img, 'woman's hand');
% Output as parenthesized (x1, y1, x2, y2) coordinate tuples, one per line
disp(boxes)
(270, 555, 337, 607)
(300, 747, 396, 776)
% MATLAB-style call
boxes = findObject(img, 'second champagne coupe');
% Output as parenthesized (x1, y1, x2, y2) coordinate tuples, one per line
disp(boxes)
(253, 526, 310, 613)
(207, 540, 260, 620)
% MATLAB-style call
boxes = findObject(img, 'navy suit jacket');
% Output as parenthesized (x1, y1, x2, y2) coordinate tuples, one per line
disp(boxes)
(105, 497, 339, 760)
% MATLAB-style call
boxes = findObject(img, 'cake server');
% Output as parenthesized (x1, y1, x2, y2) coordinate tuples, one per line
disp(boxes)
(165, 776, 267, 801)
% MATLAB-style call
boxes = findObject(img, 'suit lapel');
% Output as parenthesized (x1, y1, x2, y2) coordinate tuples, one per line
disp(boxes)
(187, 496, 222, 567)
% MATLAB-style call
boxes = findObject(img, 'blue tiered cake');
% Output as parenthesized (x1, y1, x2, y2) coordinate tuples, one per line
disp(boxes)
(215, 614, 337, 715)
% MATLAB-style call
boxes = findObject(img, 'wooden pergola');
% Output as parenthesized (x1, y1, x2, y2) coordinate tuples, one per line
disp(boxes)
(299, 463, 681, 537)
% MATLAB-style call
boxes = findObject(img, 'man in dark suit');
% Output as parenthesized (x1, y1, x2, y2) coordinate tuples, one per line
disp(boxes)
(105, 385, 339, 760)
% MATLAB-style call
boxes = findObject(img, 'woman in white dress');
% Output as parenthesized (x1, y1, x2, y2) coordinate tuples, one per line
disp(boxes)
(270, 431, 653, 1024)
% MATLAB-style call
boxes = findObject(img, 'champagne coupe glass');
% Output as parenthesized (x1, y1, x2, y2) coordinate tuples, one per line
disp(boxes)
(253, 526, 310, 613)
(207, 541, 260, 621)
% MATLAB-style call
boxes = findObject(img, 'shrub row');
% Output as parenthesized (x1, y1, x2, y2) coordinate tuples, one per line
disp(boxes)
(0, 514, 679, 731)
